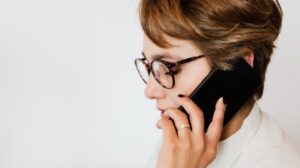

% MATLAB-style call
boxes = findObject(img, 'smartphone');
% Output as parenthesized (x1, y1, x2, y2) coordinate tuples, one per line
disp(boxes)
(178, 58, 262, 131)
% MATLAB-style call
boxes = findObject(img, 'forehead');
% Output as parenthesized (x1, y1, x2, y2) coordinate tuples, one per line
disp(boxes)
(142, 34, 203, 60)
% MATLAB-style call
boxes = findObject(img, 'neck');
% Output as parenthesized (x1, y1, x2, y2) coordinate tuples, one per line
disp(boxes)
(220, 99, 255, 140)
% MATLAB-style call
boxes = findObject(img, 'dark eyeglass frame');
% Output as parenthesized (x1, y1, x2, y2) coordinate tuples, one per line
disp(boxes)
(134, 55, 205, 89)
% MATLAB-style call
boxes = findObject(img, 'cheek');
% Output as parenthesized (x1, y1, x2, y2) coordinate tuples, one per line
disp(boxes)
(173, 61, 211, 96)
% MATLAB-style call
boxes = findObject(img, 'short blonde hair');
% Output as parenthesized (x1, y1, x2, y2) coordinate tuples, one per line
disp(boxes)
(139, 0, 283, 99)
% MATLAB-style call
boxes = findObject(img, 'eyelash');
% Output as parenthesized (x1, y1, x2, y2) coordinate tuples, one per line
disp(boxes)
(159, 59, 181, 74)
(166, 67, 182, 76)
(173, 67, 182, 74)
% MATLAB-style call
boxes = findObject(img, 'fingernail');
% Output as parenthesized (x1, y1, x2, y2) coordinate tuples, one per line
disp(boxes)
(178, 94, 184, 98)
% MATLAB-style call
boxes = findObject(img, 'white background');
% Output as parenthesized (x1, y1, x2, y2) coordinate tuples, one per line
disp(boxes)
(0, 0, 299, 168)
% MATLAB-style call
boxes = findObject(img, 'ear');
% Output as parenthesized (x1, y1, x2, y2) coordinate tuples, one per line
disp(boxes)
(242, 48, 255, 68)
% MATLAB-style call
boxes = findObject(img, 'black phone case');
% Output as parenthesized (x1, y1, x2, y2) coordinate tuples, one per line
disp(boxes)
(178, 59, 262, 131)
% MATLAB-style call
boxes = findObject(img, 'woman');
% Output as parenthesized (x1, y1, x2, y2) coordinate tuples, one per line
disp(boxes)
(134, 0, 300, 167)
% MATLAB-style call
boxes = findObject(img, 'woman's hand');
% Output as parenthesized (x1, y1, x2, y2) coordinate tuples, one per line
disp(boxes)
(156, 96, 226, 168)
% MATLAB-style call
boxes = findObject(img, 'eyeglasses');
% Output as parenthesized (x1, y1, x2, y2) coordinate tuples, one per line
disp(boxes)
(134, 54, 205, 89)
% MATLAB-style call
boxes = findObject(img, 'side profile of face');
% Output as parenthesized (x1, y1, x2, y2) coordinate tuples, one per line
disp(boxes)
(142, 35, 212, 112)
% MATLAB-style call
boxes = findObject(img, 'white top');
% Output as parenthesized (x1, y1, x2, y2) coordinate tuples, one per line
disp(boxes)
(147, 103, 300, 168)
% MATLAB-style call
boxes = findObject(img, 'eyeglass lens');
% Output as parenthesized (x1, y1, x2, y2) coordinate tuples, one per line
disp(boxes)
(135, 59, 173, 88)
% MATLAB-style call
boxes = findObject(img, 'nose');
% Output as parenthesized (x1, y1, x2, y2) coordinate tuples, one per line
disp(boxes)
(144, 73, 165, 99)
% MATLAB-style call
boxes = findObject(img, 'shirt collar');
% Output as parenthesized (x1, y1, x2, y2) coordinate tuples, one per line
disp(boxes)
(209, 103, 262, 168)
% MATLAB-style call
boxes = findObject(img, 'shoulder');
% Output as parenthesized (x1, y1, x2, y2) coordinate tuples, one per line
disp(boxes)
(240, 111, 300, 167)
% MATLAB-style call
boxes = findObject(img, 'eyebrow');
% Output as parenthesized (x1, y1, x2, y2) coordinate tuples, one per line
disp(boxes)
(141, 52, 180, 61)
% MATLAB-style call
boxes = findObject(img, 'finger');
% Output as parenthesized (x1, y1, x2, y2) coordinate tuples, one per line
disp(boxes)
(156, 117, 178, 143)
(206, 97, 226, 148)
(177, 94, 205, 136)
(164, 108, 191, 138)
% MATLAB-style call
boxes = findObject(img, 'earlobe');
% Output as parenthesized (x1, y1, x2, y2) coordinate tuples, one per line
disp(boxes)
(242, 48, 255, 68)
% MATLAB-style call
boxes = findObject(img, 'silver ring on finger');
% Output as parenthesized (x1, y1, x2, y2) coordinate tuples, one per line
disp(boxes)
(177, 124, 191, 132)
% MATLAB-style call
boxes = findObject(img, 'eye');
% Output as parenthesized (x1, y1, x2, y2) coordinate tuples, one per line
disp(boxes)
(165, 68, 182, 76)
(165, 71, 171, 76)
(173, 68, 182, 75)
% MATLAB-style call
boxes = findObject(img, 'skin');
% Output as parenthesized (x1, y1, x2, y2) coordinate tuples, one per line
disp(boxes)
(142, 34, 255, 167)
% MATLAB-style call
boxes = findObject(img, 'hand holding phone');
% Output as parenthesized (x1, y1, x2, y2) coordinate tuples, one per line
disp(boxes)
(178, 58, 262, 131)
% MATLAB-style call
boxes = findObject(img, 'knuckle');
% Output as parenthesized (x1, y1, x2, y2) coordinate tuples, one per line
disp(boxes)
(182, 98, 201, 114)
(164, 119, 174, 128)
(194, 141, 205, 153)
(206, 147, 217, 159)
(213, 116, 222, 123)
(211, 119, 223, 129)
(166, 107, 186, 119)
(164, 107, 177, 116)
(181, 96, 193, 104)
(180, 138, 192, 151)
(214, 112, 224, 121)
(161, 118, 172, 128)
(166, 142, 178, 153)
(160, 118, 168, 125)
(164, 108, 172, 115)
(192, 109, 202, 118)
